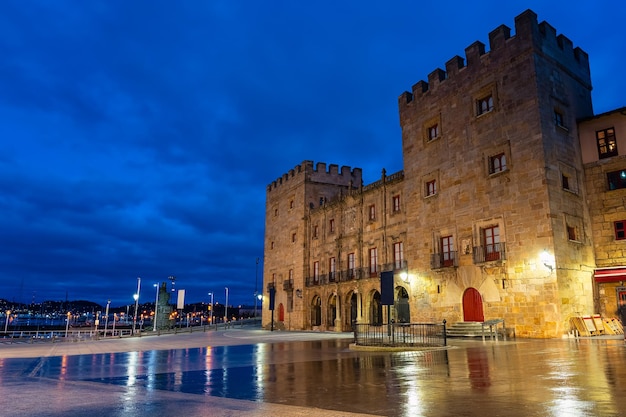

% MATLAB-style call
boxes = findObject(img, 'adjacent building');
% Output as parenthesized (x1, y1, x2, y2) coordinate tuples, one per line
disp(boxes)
(262, 10, 624, 338)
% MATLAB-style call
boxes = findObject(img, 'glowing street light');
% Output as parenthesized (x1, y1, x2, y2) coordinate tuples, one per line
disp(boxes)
(153, 283, 159, 332)
(208, 292, 214, 324)
(132, 277, 141, 335)
(104, 300, 111, 337)
(225, 287, 229, 323)
(4, 310, 11, 333)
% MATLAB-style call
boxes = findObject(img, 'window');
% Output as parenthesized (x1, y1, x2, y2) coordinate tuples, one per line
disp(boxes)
(274, 208, 278, 216)
(291, 233, 296, 243)
(270, 241, 275, 249)
(426, 180, 437, 197)
(489, 153, 507, 174)
(369, 248, 378, 276)
(329, 219, 335, 233)
(562, 174, 570, 191)
(329, 257, 336, 281)
(607, 170, 626, 190)
(369, 204, 376, 221)
(441, 235, 454, 267)
(289, 269, 293, 281)
(289, 200, 294, 209)
(567, 225, 577, 241)
(313, 261, 319, 283)
(428, 124, 439, 141)
(483, 226, 500, 261)
(616, 221, 626, 240)
(393, 242, 404, 270)
(313, 225, 319, 238)
(477, 95, 494, 115)
(347, 253, 355, 278)
(392, 195, 401, 212)
(597, 128, 618, 159)
(554, 110, 565, 128)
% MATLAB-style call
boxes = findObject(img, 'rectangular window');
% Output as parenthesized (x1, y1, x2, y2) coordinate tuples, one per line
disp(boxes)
(348, 252, 355, 278)
(477, 95, 494, 115)
(329, 257, 336, 281)
(567, 225, 577, 241)
(426, 180, 437, 197)
(607, 170, 626, 190)
(441, 235, 454, 267)
(313, 261, 319, 284)
(483, 226, 500, 261)
(291, 232, 296, 242)
(289, 269, 293, 281)
(616, 221, 626, 240)
(392, 195, 401, 212)
(393, 242, 404, 270)
(313, 225, 319, 238)
(428, 124, 439, 141)
(369, 248, 378, 276)
(562, 174, 570, 190)
(597, 128, 618, 159)
(329, 219, 335, 233)
(489, 153, 507, 174)
(369, 204, 376, 221)
(554, 110, 565, 128)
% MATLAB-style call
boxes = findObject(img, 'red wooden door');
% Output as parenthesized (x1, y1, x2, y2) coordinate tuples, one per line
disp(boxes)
(463, 288, 484, 322)
(278, 303, 285, 322)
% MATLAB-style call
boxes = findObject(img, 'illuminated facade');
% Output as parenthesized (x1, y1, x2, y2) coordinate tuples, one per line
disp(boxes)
(262, 10, 622, 338)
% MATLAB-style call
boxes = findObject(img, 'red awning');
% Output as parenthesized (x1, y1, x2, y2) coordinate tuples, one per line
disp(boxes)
(594, 267, 626, 283)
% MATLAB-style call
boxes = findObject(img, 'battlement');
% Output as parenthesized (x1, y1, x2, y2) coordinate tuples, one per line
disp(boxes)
(267, 160, 363, 192)
(399, 9, 590, 105)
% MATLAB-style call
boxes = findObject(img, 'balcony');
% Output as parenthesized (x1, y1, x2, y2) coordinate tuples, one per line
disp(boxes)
(306, 276, 320, 287)
(383, 260, 408, 272)
(283, 279, 294, 291)
(266, 282, 276, 292)
(430, 252, 458, 269)
(473, 243, 506, 263)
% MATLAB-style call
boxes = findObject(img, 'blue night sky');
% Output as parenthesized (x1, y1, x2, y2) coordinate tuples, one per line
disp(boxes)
(1, 1, 624, 308)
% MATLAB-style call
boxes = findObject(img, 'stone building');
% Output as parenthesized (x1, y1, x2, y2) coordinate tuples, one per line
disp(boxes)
(263, 10, 621, 338)
(580, 107, 626, 319)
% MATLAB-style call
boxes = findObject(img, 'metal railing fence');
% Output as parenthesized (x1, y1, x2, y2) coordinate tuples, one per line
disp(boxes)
(353, 321, 447, 347)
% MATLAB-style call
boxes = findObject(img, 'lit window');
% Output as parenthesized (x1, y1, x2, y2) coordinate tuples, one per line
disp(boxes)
(393, 242, 404, 270)
(597, 128, 618, 159)
(489, 153, 507, 174)
(607, 170, 626, 190)
(477, 95, 494, 115)
(392, 195, 401, 212)
(369, 248, 378, 276)
(426, 180, 437, 197)
(615, 221, 626, 240)
(428, 124, 439, 141)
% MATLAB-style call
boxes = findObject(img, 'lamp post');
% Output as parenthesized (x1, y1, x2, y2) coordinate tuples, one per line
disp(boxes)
(225, 287, 229, 323)
(4, 310, 11, 333)
(254, 257, 260, 319)
(104, 300, 111, 338)
(153, 283, 159, 332)
(208, 292, 213, 324)
(132, 277, 141, 335)
(65, 312, 71, 338)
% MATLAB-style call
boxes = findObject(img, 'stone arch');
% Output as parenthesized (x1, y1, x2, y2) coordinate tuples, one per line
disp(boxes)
(395, 286, 410, 323)
(311, 295, 322, 327)
(327, 293, 338, 328)
(370, 290, 383, 325)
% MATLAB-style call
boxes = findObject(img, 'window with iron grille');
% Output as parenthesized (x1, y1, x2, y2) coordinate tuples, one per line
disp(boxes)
(616, 221, 626, 240)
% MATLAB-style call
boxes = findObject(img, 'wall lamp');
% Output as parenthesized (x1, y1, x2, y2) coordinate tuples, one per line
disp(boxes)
(295, 289, 302, 298)
(540, 250, 555, 273)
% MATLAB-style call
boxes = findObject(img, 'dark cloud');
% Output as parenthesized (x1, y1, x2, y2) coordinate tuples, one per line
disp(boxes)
(0, 1, 623, 307)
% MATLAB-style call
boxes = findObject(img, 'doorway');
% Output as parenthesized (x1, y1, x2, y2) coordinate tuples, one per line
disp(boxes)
(462, 287, 484, 322)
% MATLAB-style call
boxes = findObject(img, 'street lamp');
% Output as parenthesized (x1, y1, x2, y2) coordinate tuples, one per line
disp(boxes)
(153, 283, 159, 332)
(4, 310, 11, 333)
(104, 300, 111, 337)
(132, 277, 141, 335)
(225, 287, 229, 323)
(254, 257, 260, 319)
(208, 292, 214, 324)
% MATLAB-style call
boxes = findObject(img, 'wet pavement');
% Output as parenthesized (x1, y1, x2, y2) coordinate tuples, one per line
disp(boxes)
(1, 329, 626, 417)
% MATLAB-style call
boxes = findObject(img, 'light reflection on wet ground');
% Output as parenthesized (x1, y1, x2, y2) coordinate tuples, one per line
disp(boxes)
(3, 335, 626, 416)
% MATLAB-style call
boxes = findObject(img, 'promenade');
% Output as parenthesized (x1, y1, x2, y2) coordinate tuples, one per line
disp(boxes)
(1, 328, 625, 417)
